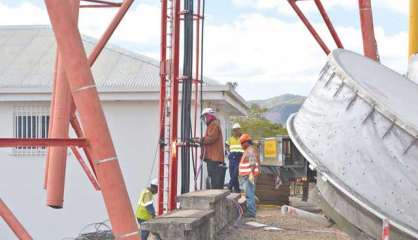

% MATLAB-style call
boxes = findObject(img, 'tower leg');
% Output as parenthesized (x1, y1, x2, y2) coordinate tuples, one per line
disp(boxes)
(44, 0, 139, 238)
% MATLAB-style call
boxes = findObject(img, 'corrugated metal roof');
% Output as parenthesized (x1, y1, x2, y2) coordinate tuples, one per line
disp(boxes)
(0, 25, 218, 90)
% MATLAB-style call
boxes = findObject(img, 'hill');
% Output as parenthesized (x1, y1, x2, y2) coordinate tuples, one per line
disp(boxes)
(250, 94, 306, 125)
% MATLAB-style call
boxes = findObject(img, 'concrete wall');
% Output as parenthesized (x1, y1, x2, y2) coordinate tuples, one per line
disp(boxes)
(0, 99, 233, 239)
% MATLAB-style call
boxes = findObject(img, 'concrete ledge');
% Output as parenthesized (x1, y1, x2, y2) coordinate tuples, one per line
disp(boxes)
(226, 193, 240, 204)
(178, 190, 233, 237)
(144, 190, 241, 240)
(142, 209, 214, 240)
(178, 190, 230, 210)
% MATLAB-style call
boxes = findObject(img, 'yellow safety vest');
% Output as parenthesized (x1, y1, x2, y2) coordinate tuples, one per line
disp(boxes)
(227, 136, 244, 153)
(135, 188, 154, 220)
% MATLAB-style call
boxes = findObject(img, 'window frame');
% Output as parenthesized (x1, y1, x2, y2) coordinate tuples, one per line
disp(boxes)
(12, 105, 50, 156)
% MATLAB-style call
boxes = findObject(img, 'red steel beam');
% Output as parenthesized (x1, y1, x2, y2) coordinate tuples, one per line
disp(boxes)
(44, 0, 139, 238)
(46, 0, 79, 209)
(69, 0, 134, 140)
(70, 146, 101, 191)
(70, 115, 96, 174)
(42, 0, 132, 210)
(168, 0, 181, 212)
(0, 138, 88, 147)
(0, 198, 33, 240)
(50, 107, 97, 201)
(80, 4, 122, 8)
(81, 0, 122, 6)
(65, 0, 134, 178)
(82, 0, 134, 176)
(193, 0, 202, 190)
(288, 0, 330, 55)
(157, 0, 168, 216)
(44, 51, 60, 190)
(70, 114, 97, 177)
(193, 0, 201, 140)
(87, 0, 134, 66)
(68, 0, 134, 127)
(46, 57, 71, 208)
(67, 0, 134, 138)
(314, 0, 344, 49)
(359, 0, 379, 61)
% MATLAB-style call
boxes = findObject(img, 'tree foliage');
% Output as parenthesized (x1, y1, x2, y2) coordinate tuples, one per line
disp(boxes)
(232, 104, 287, 140)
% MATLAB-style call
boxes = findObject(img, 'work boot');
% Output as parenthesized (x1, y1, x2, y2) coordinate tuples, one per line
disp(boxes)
(243, 213, 256, 219)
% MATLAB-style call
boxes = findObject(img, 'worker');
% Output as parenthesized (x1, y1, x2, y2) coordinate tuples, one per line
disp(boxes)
(239, 133, 260, 218)
(136, 179, 160, 240)
(226, 123, 243, 193)
(199, 107, 225, 189)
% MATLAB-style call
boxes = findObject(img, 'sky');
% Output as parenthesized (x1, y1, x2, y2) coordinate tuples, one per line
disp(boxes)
(0, 0, 411, 100)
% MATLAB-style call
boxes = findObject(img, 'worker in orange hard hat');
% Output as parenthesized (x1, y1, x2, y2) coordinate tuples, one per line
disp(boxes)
(239, 133, 260, 218)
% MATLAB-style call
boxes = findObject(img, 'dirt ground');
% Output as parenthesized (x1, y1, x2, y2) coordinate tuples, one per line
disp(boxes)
(215, 206, 351, 240)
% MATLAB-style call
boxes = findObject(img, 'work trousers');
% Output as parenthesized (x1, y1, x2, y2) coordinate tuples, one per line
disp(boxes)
(228, 152, 242, 193)
(205, 159, 226, 189)
(240, 176, 256, 217)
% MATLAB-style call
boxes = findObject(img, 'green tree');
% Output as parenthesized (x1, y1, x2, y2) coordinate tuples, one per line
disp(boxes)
(232, 104, 287, 140)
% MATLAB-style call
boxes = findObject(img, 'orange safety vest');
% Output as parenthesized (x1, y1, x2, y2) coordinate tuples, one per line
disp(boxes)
(239, 145, 260, 176)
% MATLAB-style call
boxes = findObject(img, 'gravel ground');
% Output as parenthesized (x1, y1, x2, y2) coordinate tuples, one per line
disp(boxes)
(216, 206, 351, 240)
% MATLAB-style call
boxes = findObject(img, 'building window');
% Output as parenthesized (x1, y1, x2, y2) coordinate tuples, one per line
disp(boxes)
(13, 106, 50, 156)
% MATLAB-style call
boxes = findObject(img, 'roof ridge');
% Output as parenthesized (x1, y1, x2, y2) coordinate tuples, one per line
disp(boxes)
(0, 25, 50, 30)
(0, 25, 222, 89)
(0, 25, 160, 68)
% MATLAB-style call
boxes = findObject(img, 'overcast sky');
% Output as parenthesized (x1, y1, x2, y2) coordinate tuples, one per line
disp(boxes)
(0, 0, 410, 100)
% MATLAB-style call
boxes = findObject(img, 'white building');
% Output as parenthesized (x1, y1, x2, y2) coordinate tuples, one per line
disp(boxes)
(0, 26, 248, 239)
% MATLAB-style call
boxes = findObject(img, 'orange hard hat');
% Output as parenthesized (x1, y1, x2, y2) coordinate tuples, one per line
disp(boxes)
(239, 133, 252, 144)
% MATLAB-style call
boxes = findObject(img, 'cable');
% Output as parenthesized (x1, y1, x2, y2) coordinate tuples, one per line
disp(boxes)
(147, 139, 160, 184)
(61, 219, 112, 240)
(229, 198, 244, 227)
(194, 148, 205, 184)
(180, 0, 195, 194)
(199, 0, 206, 191)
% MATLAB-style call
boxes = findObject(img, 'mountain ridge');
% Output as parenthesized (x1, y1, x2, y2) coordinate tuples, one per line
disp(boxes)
(249, 94, 306, 125)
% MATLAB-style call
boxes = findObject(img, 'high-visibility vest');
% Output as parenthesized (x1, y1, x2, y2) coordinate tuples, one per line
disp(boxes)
(227, 136, 244, 153)
(239, 146, 260, 176)
(135, 188, 154, 220)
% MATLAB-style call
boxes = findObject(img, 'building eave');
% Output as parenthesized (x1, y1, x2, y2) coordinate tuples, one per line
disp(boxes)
(0, 86, 248, 116)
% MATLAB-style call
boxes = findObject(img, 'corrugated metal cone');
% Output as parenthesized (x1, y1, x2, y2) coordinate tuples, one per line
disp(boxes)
(288, 49, 418, 240)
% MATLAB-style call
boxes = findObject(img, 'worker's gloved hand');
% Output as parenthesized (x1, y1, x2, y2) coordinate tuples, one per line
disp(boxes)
(249, 173, 255, 184)
(218, 162, 226, 168)
(192, 137, 202, 145)
(189, 138, 200, 147)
